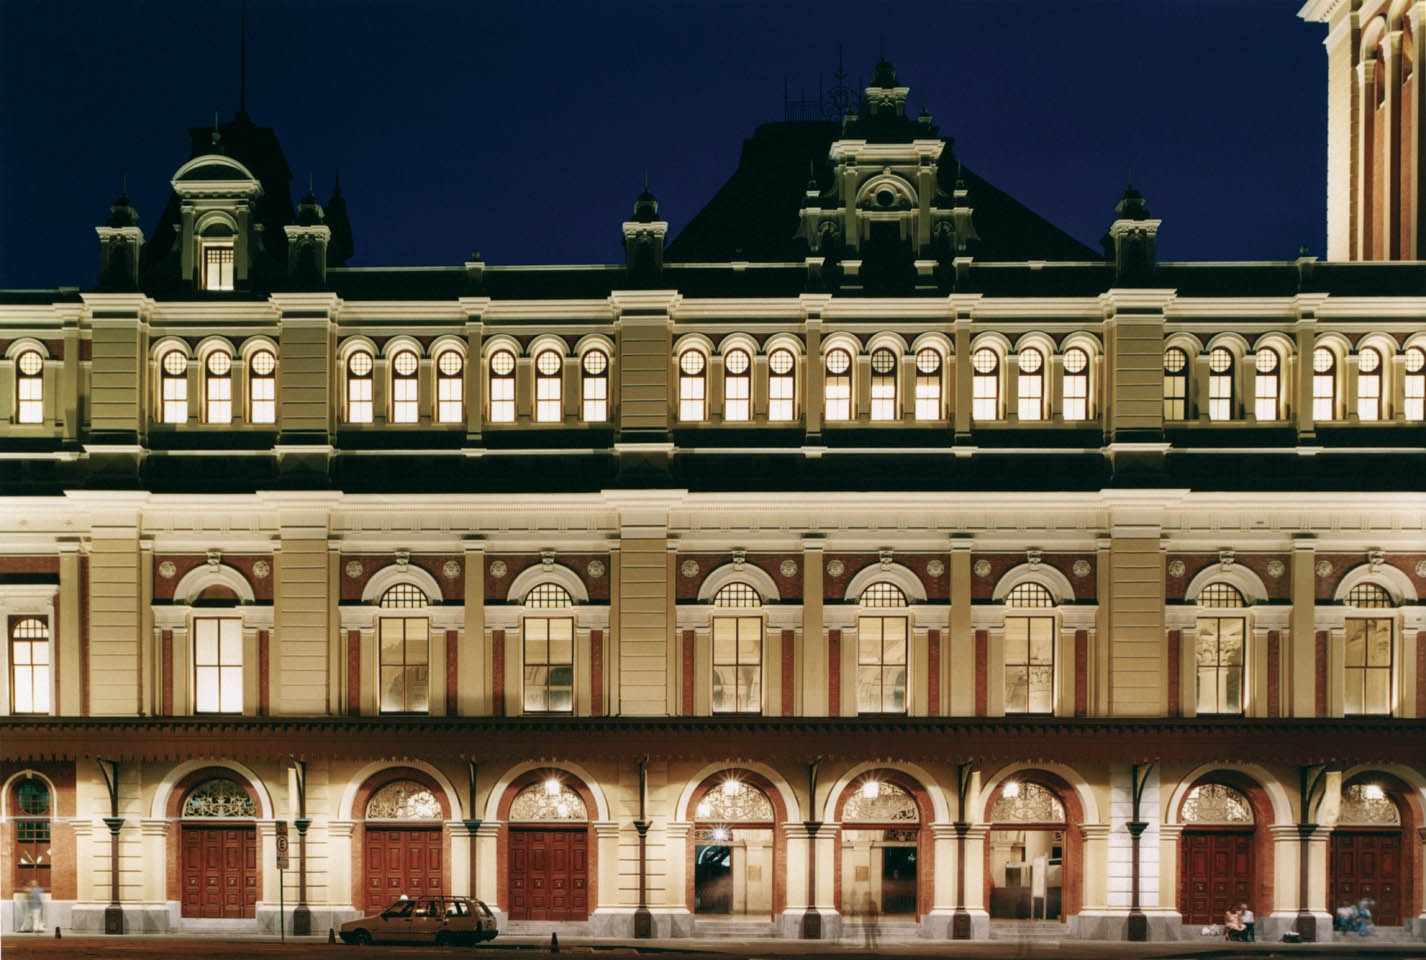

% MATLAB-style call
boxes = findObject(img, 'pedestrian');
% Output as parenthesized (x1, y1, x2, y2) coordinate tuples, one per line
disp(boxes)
(861, 890, 880, 950)
(1356, 898, 1373, 936)
(1239, 902, 1255, 942)
(24, 880, 45, 933)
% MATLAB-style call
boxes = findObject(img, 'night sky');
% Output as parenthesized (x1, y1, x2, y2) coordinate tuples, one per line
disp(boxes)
(1, 0, 1327, 291)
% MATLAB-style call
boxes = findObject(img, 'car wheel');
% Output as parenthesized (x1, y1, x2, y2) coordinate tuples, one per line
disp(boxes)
(350, 929, 371, 945)
(434, 931, 451, 947)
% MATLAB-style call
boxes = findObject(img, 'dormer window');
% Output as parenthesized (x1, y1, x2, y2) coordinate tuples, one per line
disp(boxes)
(199, 225, 236, 291)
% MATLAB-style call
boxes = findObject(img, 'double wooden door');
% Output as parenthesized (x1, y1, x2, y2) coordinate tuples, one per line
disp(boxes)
(363, 826, 443, 916)
(508, 828, 589, 921)
(1179, 831, 1251, 925)
(1331, 831, 1402, 926)
(181, 825, 257, 918)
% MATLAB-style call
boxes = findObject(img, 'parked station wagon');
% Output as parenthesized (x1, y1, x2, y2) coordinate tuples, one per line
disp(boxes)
(339, 895, 497, 945)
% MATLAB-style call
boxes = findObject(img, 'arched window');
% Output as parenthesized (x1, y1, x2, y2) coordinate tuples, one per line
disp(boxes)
(181, 777, 256, 818)
(13, 779, 51, 890)
(1016, 348, 1044, 421)
(824, 348, 852, 421)
(161, 350, 189, 423)
(1062, 348, 1088, 421)
(248, 349, 276, 424)
(1197, 582, 1245, 607)
(194, 616, 242, 713)
(712, 583, 761, 607)
(391, 349, 419, 423)
(201, 233, 235, 291)
(366, 780, 442, 820)
(1181, 783, 1253, 824)
(10, 617, 50, 713)
(679, 349, 706, 422)
(436, 350, 464, 423)
(489, 349, 516, 422)
(713, 583, 761, 713)
(1312, 347, 1336, 420)
(1254, 349, 1280, 421)
(523, 586, 573, 712)
(535, 349, 563, 422)
(870, 348, 898, 420)
(379, 584, 428, 713)
(1207, 347, 1233, 420)
(768, 348, 796, 421)
(724, 348, 751, 421)
(525, 583, 573, 608)
(510, 780, 588, 821)
(582, 349, 608, 422)
(1345, 582, 1393, 608)
(346, 350, 374, 423)
(1404, 347, 1425, 420)
(1163, 348, 1188, 420)
(914, 348, 942, 420)
(205, 350, 232, 423)
(1195, 582, 1246, 715)
(861, 582, 907, 607)
(15, 350, 43, 424)
(1357, 347, 1382, 421)
(971, 348, 999, 420)
(857, 582, 907, 715)
(1004, 582, 1054, 714)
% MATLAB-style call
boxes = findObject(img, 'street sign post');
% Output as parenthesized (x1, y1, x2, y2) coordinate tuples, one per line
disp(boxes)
(276, 821, 288, 942)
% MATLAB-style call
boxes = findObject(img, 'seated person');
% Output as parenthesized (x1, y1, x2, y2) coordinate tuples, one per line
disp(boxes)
(1239, 903, 1255, 942)
(1224, 907, 1245, 940)
(1336, 902, 1356, 931)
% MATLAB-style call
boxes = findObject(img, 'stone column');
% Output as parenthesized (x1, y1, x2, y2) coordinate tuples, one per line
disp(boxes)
(138, 818, 168, 910)
(961, 824, 990, 937)
(663, 821, 693, 935)
(948, 536, 973, 715)
(1076, 823, 1111, 933)
(801, 536, 825, 716)
(1290, 535, 1317, 716)
(921, 822, 959, 937)
(473, 823, 501, 918)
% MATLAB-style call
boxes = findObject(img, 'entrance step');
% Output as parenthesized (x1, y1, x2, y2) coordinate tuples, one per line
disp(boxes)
(691, 919, 776, 937)
(1332, 928, 1423, 944)
(502, 920, 593, 937)
(988, 920, 1066, 941)
(840, 920, 922, 941)
(175, 918, 260, 934)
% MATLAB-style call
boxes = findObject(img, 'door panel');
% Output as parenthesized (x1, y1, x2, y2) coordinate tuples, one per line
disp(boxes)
(180, 825, 257, 918)
(363, 827, 443, 917)
(1178, 831, 1252, 926)
(509, 829, 589, 921)
(1331, 831, 1402, 927)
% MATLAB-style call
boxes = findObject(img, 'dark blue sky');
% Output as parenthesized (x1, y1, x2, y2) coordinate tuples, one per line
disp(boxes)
(1, 0, 1327, 290)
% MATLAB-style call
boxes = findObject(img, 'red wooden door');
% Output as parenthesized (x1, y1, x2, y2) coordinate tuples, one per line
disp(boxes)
(1179, 831, 1252, 925)
(363, 827, 443, 916)
(508, 828, 589, 921)
(1331, 831, 1402, 926)
(181, 826, 257, 918)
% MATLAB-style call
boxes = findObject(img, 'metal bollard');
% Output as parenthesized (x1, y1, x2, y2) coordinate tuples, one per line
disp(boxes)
(551, 931, 560, 953)
(328, 928, 337, 944)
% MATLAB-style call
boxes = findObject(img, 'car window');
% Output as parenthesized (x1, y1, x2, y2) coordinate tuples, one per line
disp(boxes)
(414, 900, 439, 917)
(385, 901, 414, 917)
(447, 901, 467, 917)
(476, 901, 494, 918)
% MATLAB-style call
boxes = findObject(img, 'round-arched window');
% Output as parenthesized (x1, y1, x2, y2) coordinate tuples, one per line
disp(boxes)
(366, 779, 442, 820)
(379, 583, 428, 609)
(1181, 783, 1253, 824)
(990, 781, 1064, 822)
(694, 777, 774, 822)
(1005, 582, 1054, 607)
(679, 350, 706, 376)
(182, 777, 256, 818)
(583, 350, 608, 375)
(915, 348, 941, 374)
(525, 583, 574, 608)
(1197, 582, 1245, 607)
(712, 582, 761, 607)
(769, 349, 795, 375)
(860, 582, 907, 608)
(1345, 582, 1393, 608)
(1064, 348, 1088, 374)
(509, 779, 588, 821)
(842, 780, 918, 823)
(725, 348, 750, 375)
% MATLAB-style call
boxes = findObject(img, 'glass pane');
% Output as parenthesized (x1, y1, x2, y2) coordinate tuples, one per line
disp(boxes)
(380, 620, 404, 665)
(1343, 670, 1363, 715)
(1364, 669, 1389, 714)
(1218, 620, 1243, 666)
(1029, 619, 1054, 664)
(405, 621, 428, 664)
(31, 666, 49, 712)
(737, 619, 760, 663)
(524, 668, 548, 712)
(1221, 665, 1241, 713)
(883, 620, 907, 665)
(196, 666, 219, 712)
(1004, 618, 1027, 662)
(196, 621, 218, 666)
(737, 665, 760, 712)
(549, 665, 573, 687)
(1028, 665, 1053, 713)
(407, 667, 428, 712)
(548, 685, 572, 713)
(13, 667, 32, 712)
(1195, 620, 1218, 665)
(1005, 665, 1028, 712)
(1344, 621, 1365, 667)
(526, 629, 547, 665)
(713, 619, 735, 664)
(859, 620, 882, 664)
(220, 666, 242, 712)
(856, 665, 882, 713)
(549, 620, 573, 663)
(381, 666, 405, 711)
(712, 665, 735, 712)
(1367, 621, 1391, 667)
(12, 641, 30, 665)
(886, 667, 906, 713)
(1196, 667, 1218, 714)
(219, 619, 242, 665)
(30, 639, 48, 666)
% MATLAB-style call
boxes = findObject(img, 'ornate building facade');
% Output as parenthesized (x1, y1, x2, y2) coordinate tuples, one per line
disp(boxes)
(1, 9, 1424, 943)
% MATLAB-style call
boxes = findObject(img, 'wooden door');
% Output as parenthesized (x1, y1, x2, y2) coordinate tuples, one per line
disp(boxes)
(181, 826, 257, 918)
(363, 827, 443, 917)
(508, 828, 589, 921)
(1331, 831, 1402, 926)
(1179, 831, 1251, 925)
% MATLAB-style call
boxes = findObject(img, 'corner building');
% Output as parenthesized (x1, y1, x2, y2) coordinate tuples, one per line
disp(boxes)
(2, 17, 1425, 944)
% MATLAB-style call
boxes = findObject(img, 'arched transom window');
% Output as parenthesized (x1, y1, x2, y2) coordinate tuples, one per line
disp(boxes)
(182, 777, 256, 818)
(694, 778, 774, 822)
(379, 584, 429, 713)
(366, 780, 442, 820)
(1312, 347, 1336, 420)
(1197, 582, 1245, 607)
(857, 582, 908, 714)
(990, 781, 1064, 822)
(489, 349, 516, 422)
(1005, 582, 1054, 608)
(724, 348, 751, 421)
(1338, 783, 1401, 826)
(914, 348, 942, 421)
(1254, 348, 1280, 421)
(1017, 348, 1044, 421)
(1357, 347, 1382, 421)
(391, 349, 419, 423)
(510, 780, 588, 821)
(13, 778, 51, 888)
(1004, 582, 1054, 714)
(582, 349, 609, 422)
(679, 349, 707, 421)
(712, 583, 762, 713)
(1062, 347, 1089, 421)
(870, 348, 898, 420)
(379, 583, 428, 609)
(1181, 783, 1253, 824)
(525, 583, 574, 608)
(860, 582, 907, 607)
(843, 780, 918, 822)
(712, 582, 761, 607)
(249, 349, 276, 423)
(824, 348, 852, 421)
(971, 348, 999, 420)
(1346, 582, 1393, 608)
(436, 349, 464, 423)
(1208, 347, 1234, 420)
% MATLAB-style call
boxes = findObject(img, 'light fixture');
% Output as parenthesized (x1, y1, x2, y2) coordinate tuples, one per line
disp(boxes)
(544, 777, 562, 797)
(1363, 784, 1385, 801)
(722, 778, 741, 797)
(862, 779, 881, 800)
(712, 826, 730, 841)
(1002, 782, 1019, 798)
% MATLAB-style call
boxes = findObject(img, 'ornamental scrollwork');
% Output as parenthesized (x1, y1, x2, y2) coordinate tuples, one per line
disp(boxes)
(989, 782, 1064, 823)
(366, 780, 442, 820)
(509, 783, 588, 821)
(182, 778, 256, 818)
(1337, 784, 1400, 826)
(842, 782, 918, 823)
(694, 782, 774, 822)
(1181, 783, 1253, 824)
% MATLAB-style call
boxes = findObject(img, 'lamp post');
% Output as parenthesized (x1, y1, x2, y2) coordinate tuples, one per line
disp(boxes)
(800, 759, 822, 939)
(633, 756, 652, 938)
(96, 759, 123, 935)
(1125, 761, 1155, 941)
(291, 760, 311, 935)
(1295, 765, 1328, 942)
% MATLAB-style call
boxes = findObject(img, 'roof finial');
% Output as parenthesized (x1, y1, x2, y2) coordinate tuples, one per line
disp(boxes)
(239, 0, 247, 116)
(643, 168, 649, 192)
(121, 174, 127, 197)
(334, 167, 342, 190)
(308, 171, 314, 193)
(1127, 165, 1134, 189)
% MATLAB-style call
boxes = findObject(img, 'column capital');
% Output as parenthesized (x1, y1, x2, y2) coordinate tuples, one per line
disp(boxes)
(1077, 823, 1110, 841)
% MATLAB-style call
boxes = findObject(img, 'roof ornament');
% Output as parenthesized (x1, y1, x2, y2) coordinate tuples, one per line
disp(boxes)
(209, 111, 225, 154)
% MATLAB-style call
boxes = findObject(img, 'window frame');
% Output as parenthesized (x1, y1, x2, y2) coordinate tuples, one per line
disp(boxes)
(9, 615, 51, 715)
(192, 615, 244, 714)
(435, 349, 464, 424)
(1003, 612, 1055, 715)
(678, 349, 707, 422)
(1312, 347, 1336, 421)
(824, 347, 853, 422)
(1356, 347, 1383, 421)
(855, 612, 909, 715)
(534, 349, 563, 423)
(913, 347, 942, 421)
(581, 349, 609, 423)
(488, 348, 516, 423)
(346, 349, 374, 424)
(390, 348, 420, 424)
(1253, 348, 1280, 422)
(1163, 347, 1188, 421)
(1343, 616, 1393, 716)
(1193, 614, 1246, 716)
(1061, 347, 1089, 422)
(869, 347, 898, 421)
(723, 348, 752, 422)
(248, 348, 276, 424)
(711, 612, 762, 715)
(12, 778, 52, 890)
(160, 349, 189, 424)
(15, 349, 44, 424)
(768, 348, 796, 421)
(522, 614, 575, 714)
(200, 240, 236, 291)
(1207, 347, 1234, 421)
(971, 348, 1000, 421)
(378, 613, 430, 714)
(1016, 348, 1045, 421)
(1404, 346, 1424, 421)
(204, 350, 233, 424)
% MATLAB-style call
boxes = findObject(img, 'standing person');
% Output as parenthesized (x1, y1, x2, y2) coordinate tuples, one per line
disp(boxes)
(1239, 902, 1255, 942)
(24, 880, 45, 933)
(861, 890, 880, 951)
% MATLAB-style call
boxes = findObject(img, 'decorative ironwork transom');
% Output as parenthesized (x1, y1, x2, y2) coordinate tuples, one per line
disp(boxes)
(1005, 582, 1055, 608)
(182, 777, 256, 818)
(1198, 582, 1245, 607)
(842, 781, 918, 823)
(713, 583, 761, 607)
(990, 782, 1064, 823)
(694, 780, 775, 822)
(861, 582, 907, 608)
(1338, 784, 1400, 826)
(366, 780, 442, 820)
(1345, 583, 1393, 608)
(525, 583, 573, 608)
(1181, 783, 1253, 824)
(509, 782, 588, 821)
(379, 583, 428, 609)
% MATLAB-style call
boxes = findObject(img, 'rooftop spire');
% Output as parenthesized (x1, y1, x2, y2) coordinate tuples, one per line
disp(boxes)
(239, 0, 247, 116)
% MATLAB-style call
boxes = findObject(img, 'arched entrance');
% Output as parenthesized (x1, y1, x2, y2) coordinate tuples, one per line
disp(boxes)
(1177, 782, 1256, 925)
(984, 774, 1080, 923)
(684, 770, 785, 920)
(501, 771, 592, 921)
(834, 771, 931, 921)
(175, 774, 258, 918)
(1331, 777, 1413, 927)
(358, 773, 448, 916)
